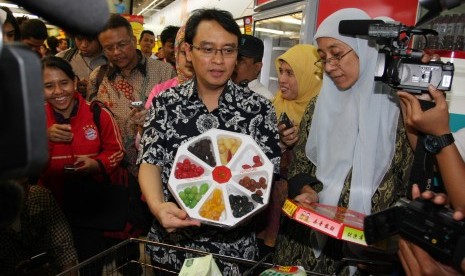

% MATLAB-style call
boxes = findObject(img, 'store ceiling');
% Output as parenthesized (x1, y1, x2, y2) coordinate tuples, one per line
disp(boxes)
(132, 0, 176, 16)
(0, 0, 176, 20)
(0, 0, 38, 19)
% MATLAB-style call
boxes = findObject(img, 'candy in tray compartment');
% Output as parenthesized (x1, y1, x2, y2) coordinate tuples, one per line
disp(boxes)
(199, 188, 225, 221)
(174, 158, 205, 179)
(229, 194, 255, 218)
(178, 182, 210, 209)
(188, 138, 216, 167)
(217, 136, 242, 165)
(241, 154, 264, 169)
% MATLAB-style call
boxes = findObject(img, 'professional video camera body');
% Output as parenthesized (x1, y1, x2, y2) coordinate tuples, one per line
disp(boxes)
(339, 20, 454, 94)
(364, 198, 465, 269)
(0, 0, 109, 180)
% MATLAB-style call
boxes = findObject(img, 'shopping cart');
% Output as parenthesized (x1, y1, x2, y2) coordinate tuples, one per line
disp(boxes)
(57, 237, 390, 275)
(56, 237, 319, 275)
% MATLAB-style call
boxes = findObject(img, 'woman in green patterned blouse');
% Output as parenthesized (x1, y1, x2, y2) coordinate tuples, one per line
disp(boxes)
(274, 8, 414, 275)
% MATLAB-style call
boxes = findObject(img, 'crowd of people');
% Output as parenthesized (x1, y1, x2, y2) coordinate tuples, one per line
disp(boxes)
(1, 4, 465, 276)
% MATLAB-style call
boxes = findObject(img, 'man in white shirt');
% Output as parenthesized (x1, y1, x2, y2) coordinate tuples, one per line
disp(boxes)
(232, 34, 274, 100)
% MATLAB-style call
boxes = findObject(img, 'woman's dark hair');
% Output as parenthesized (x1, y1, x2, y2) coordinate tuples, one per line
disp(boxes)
(0, 6, 21, 41)
(42, 56, 76, 80)
(46, 36, 59, 55)
(184, 8, 241, 45)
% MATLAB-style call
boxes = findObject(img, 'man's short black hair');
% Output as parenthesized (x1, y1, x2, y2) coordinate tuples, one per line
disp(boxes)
(160, 25, 180, 45)
(139, 30, 155, 42)
(185, 9, 241, 46)
(100, 13, 133, 38)
(20, 19, 47, 41)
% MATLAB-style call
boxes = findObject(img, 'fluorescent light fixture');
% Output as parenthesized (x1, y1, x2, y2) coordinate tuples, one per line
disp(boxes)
(0, 3, 19, 8)
(137, 0, 160, 15)
(13, 12, 38, 19)
(281, 17, 301, 25)
(255, 27, 284, 35)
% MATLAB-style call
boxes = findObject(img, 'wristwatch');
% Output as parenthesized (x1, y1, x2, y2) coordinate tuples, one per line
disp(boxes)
(423, 133, 455, 154)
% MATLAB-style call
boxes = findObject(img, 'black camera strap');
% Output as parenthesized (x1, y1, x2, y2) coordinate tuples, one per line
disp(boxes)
(408, 134, 435, 198)
(408, 100, 440, 198)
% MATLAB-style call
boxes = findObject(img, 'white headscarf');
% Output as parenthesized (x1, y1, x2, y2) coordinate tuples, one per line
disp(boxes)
(0, 9, 7, 25)
(306, 8, 399, 215)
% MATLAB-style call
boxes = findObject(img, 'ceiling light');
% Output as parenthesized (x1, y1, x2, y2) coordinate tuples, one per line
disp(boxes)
(13, 12, 38, 19)
(0, 3, 19, 9)
(255, 27, 284, 35)
(281, 17, 301, 25)
(137, 0, 160, 15)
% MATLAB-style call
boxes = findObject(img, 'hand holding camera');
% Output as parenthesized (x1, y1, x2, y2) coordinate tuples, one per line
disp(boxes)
(278, 112, 298, 148)
(397, 185, 465, 275)
(63, 157, 98, 174)
(129, 101, 147, 126)
(47, 123, 73, 143)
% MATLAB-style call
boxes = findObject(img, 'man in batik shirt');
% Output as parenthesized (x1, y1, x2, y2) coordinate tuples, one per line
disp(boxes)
(137, 8, 281, 275)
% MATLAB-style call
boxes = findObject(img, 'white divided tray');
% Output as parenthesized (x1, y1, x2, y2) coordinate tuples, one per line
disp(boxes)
(168, 129, 274, 228)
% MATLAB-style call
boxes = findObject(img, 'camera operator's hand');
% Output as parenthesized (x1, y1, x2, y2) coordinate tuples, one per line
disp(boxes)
(47, 124, 73, 143)
(398, 85, 450, 136)
(398, 184, 465, 275)
(294, 185, 319, 209)
(421, 52, 441, 64)
(398, 238, 464, 276)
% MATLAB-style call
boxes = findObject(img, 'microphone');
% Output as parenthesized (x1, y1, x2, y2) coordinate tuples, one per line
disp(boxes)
(11, 0, 109, 35)
(338, 20, 386, 37)
(339, 20, 438, 38)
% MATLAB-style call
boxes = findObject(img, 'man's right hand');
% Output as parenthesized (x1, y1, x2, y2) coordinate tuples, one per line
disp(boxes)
(153, 201, 201, 232)
(47, 124, 73, 142)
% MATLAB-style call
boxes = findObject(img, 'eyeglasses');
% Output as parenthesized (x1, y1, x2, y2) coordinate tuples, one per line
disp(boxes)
(190, 44, 238, 58)
(103, 39, 132, 54)
(315, 49, 354, 66)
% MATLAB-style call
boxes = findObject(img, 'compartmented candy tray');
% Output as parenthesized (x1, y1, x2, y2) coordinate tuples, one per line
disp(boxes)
(168, 129, 274, 228)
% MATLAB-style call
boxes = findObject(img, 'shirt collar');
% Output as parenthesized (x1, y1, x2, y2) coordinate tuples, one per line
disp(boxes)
(53, 94, 79, 124)
(108, 50, 147, 81)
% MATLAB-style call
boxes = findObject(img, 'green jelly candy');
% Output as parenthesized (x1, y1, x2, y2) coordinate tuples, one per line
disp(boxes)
(191, 186, 198, 194)
(200, 183, 209, 194)
(195, 194, 202, 201)
(179, 191, 186, 200)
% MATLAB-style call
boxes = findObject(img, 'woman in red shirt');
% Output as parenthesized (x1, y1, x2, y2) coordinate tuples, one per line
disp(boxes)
(39, 56, 125, 206)
(38, 56, 126, 264)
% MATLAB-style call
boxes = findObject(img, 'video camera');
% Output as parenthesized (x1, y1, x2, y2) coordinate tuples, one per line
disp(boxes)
(339, 20, 454, 94)
(0, 0, 109, 180)
(364, 198, 465, 269)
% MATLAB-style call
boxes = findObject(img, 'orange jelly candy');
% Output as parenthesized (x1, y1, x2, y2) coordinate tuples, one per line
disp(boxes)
(199, 188, 225, 221)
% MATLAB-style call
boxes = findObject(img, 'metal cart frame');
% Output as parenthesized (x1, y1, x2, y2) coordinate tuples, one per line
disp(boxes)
(57, 237, 390, 275)
(56, 237, 321, 275)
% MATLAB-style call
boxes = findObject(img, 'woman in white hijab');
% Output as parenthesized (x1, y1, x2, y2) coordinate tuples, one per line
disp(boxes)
(274, 8, 414, 275)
